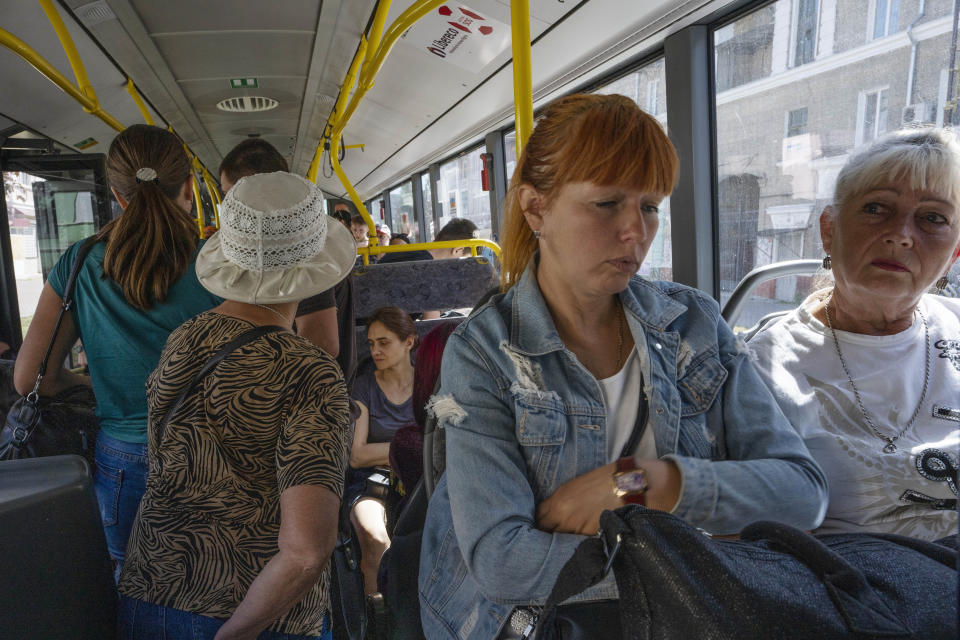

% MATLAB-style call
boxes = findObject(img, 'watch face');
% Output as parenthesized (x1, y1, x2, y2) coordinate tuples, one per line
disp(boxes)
(615, 470, 648, 493)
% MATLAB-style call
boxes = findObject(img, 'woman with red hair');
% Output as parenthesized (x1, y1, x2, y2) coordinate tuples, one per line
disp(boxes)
(418, 93, 827, 639)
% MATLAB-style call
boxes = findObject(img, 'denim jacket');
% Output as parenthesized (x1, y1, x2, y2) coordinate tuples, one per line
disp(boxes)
(419, 262, 827, 640)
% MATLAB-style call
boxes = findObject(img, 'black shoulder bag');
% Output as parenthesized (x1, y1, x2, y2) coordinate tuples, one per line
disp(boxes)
(0, 238, 99, 465)
(154, 325, 284, 442)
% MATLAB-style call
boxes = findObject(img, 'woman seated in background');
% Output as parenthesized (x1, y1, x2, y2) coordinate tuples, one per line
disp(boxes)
(15, 125, 221, 573)
(418, 93, 828, 640)
(117, 171, 357, 640)
(750, 128, 960, 541)
(349, 306, 417, 594)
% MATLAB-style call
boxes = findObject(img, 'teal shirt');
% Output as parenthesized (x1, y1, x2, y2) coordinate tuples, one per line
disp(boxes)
(48, 238, 222, 443)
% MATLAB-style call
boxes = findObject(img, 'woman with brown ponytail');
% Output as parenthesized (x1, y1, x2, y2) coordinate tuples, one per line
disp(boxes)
(14, 124, 221, 573)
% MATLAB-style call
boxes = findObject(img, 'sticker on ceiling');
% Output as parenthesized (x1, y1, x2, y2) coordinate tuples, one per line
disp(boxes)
(400, 4, 510, 73)
(74, 137, 98, 150)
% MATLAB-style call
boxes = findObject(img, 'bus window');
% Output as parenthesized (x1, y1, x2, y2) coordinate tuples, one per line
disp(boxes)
(388, 181, 416, 243)
(420, 173, 435, 241)
(713, 0, 952, 330)
(437, 145, 492, 240)
(1, 154, 113, 341)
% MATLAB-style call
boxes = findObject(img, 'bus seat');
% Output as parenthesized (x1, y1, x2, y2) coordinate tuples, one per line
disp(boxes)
(352, 256, 498, 320)
(740, 310, 791, 342)
(0, 455, 116, 639)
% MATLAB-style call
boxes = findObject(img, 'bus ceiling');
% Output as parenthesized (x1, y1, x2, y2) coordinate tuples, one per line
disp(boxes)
(0, 0, 723, 202)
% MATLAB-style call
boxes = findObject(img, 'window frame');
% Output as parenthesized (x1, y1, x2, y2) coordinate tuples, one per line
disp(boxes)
(856, 86, 890, 147)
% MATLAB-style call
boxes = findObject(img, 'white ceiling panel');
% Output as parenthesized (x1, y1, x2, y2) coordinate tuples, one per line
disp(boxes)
(130, 0, 320, 33)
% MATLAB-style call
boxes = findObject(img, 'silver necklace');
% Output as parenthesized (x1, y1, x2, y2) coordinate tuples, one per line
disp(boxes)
(824, 293, 930, 453)
(253, 303, 291, 324)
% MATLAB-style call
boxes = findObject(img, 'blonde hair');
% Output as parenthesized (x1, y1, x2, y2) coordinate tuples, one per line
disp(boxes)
(499, 93, 679, 290)
(101, 125, 198, 309)
(832, 128, 960, 213)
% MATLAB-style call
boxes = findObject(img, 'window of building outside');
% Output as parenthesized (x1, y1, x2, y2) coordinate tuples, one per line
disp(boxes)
(594, 58, 672, 281)
(793, 0, 819, 67)
(388, 181, 417, 243)
(436, 146, 492, 239)
(713, 0, 952, 331)
(857, 88, 889, 146)
(786, 107, 808, 137)
(420, 172, 435, 241)
(872, 0, 901, 39)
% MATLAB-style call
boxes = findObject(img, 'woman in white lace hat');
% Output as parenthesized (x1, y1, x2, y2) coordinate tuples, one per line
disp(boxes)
(117, 171, 357, 640)
(751, 128, 960, 541)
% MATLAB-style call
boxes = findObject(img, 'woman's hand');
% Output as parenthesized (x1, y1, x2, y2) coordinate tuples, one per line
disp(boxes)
(536, 459, 682, 535)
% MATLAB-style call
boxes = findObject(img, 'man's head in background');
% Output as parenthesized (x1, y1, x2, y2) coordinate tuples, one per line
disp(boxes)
(431, 218, 478, 259)
(219, 138, 288, 195)
(330, 199, 356, 228)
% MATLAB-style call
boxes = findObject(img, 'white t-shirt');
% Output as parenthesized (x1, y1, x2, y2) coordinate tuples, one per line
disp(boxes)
(598, 346, 657, 463)
(750, 291, 960, 540)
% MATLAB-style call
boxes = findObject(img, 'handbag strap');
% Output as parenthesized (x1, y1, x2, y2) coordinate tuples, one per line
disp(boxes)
(618, 377, 649, 459)
(156, 325, 284, 441)
(28, 237, 99, 400)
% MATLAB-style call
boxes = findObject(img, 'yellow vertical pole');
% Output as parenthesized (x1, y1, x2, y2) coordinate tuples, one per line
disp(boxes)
(125, 78, 155, 125)
(38, 0, 96, 103)
(511, 0, 533, 160)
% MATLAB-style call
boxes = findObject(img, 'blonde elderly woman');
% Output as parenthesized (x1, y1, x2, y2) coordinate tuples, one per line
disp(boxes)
(751, 129, 960, 541)
(117, 172, 357, 640)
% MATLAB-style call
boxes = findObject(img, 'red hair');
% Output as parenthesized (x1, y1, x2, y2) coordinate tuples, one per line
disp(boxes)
(500, 93, 679, 289)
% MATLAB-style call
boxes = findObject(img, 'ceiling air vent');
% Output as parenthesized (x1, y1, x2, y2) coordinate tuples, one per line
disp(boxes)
(75, 1, 116, 26)
(216, 96, 279, 113)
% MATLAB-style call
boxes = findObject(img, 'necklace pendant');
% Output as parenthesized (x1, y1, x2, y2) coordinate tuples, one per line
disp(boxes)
(883, 442, 898, 454)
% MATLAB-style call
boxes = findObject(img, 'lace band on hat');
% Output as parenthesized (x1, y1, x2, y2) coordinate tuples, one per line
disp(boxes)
(218, 179, 328, 272)
(135, 167, 159, 183)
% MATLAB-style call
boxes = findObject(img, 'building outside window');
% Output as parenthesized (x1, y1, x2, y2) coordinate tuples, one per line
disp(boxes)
(793, 0, 819, 67)
(872, 0, 901, 39)
(857, 88, 889, 146)
(786, 107, 808, 137)
(713, 0, 952, 330)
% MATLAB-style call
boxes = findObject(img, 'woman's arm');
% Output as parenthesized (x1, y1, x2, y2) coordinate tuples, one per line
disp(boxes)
(213, 484, 339, 640)
(14, 283, 90, 396)
(439, 331, 595, 604)
(348, 401, 390, 468)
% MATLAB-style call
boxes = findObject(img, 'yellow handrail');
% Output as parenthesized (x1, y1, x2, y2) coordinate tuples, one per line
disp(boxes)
(511, 0, 534, 159)
(198, 164, 221, 229)
(190, 168, 204, 236)
(2, 3, 219, 232)
(125, 78, 155, 125)
(38, 0, 97, 104)
(357, 238, 501, 261)
(0, 27, 124, 131)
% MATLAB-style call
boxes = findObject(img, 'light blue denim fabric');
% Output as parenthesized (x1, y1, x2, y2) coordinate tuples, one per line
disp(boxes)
(419, 261, 828, 640)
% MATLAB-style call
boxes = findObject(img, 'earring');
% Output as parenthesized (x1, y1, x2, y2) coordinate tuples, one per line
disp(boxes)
(935, 275, 949, 293)
(822, 255, 832, 270)
(533, 230, 541, 239)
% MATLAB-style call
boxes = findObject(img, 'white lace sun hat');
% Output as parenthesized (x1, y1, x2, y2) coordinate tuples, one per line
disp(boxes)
(196, 171, 356, 303)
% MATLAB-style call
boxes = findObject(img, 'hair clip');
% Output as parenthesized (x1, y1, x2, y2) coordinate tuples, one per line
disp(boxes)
(135, 167, 159, 184)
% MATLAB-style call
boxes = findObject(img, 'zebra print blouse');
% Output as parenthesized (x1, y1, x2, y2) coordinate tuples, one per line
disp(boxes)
(118, 311, 351, 636)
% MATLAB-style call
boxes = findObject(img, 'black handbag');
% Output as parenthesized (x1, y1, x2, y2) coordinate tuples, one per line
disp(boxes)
(0, 238, 99, 465)
(534, 505, 958, 640)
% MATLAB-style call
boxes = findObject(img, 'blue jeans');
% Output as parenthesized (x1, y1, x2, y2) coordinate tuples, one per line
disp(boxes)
(117, 595, 331, 640)
(94, 431, 148, 573)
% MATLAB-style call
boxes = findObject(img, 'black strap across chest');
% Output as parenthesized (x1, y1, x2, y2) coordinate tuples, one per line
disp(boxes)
(156, 325, 284, 440)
